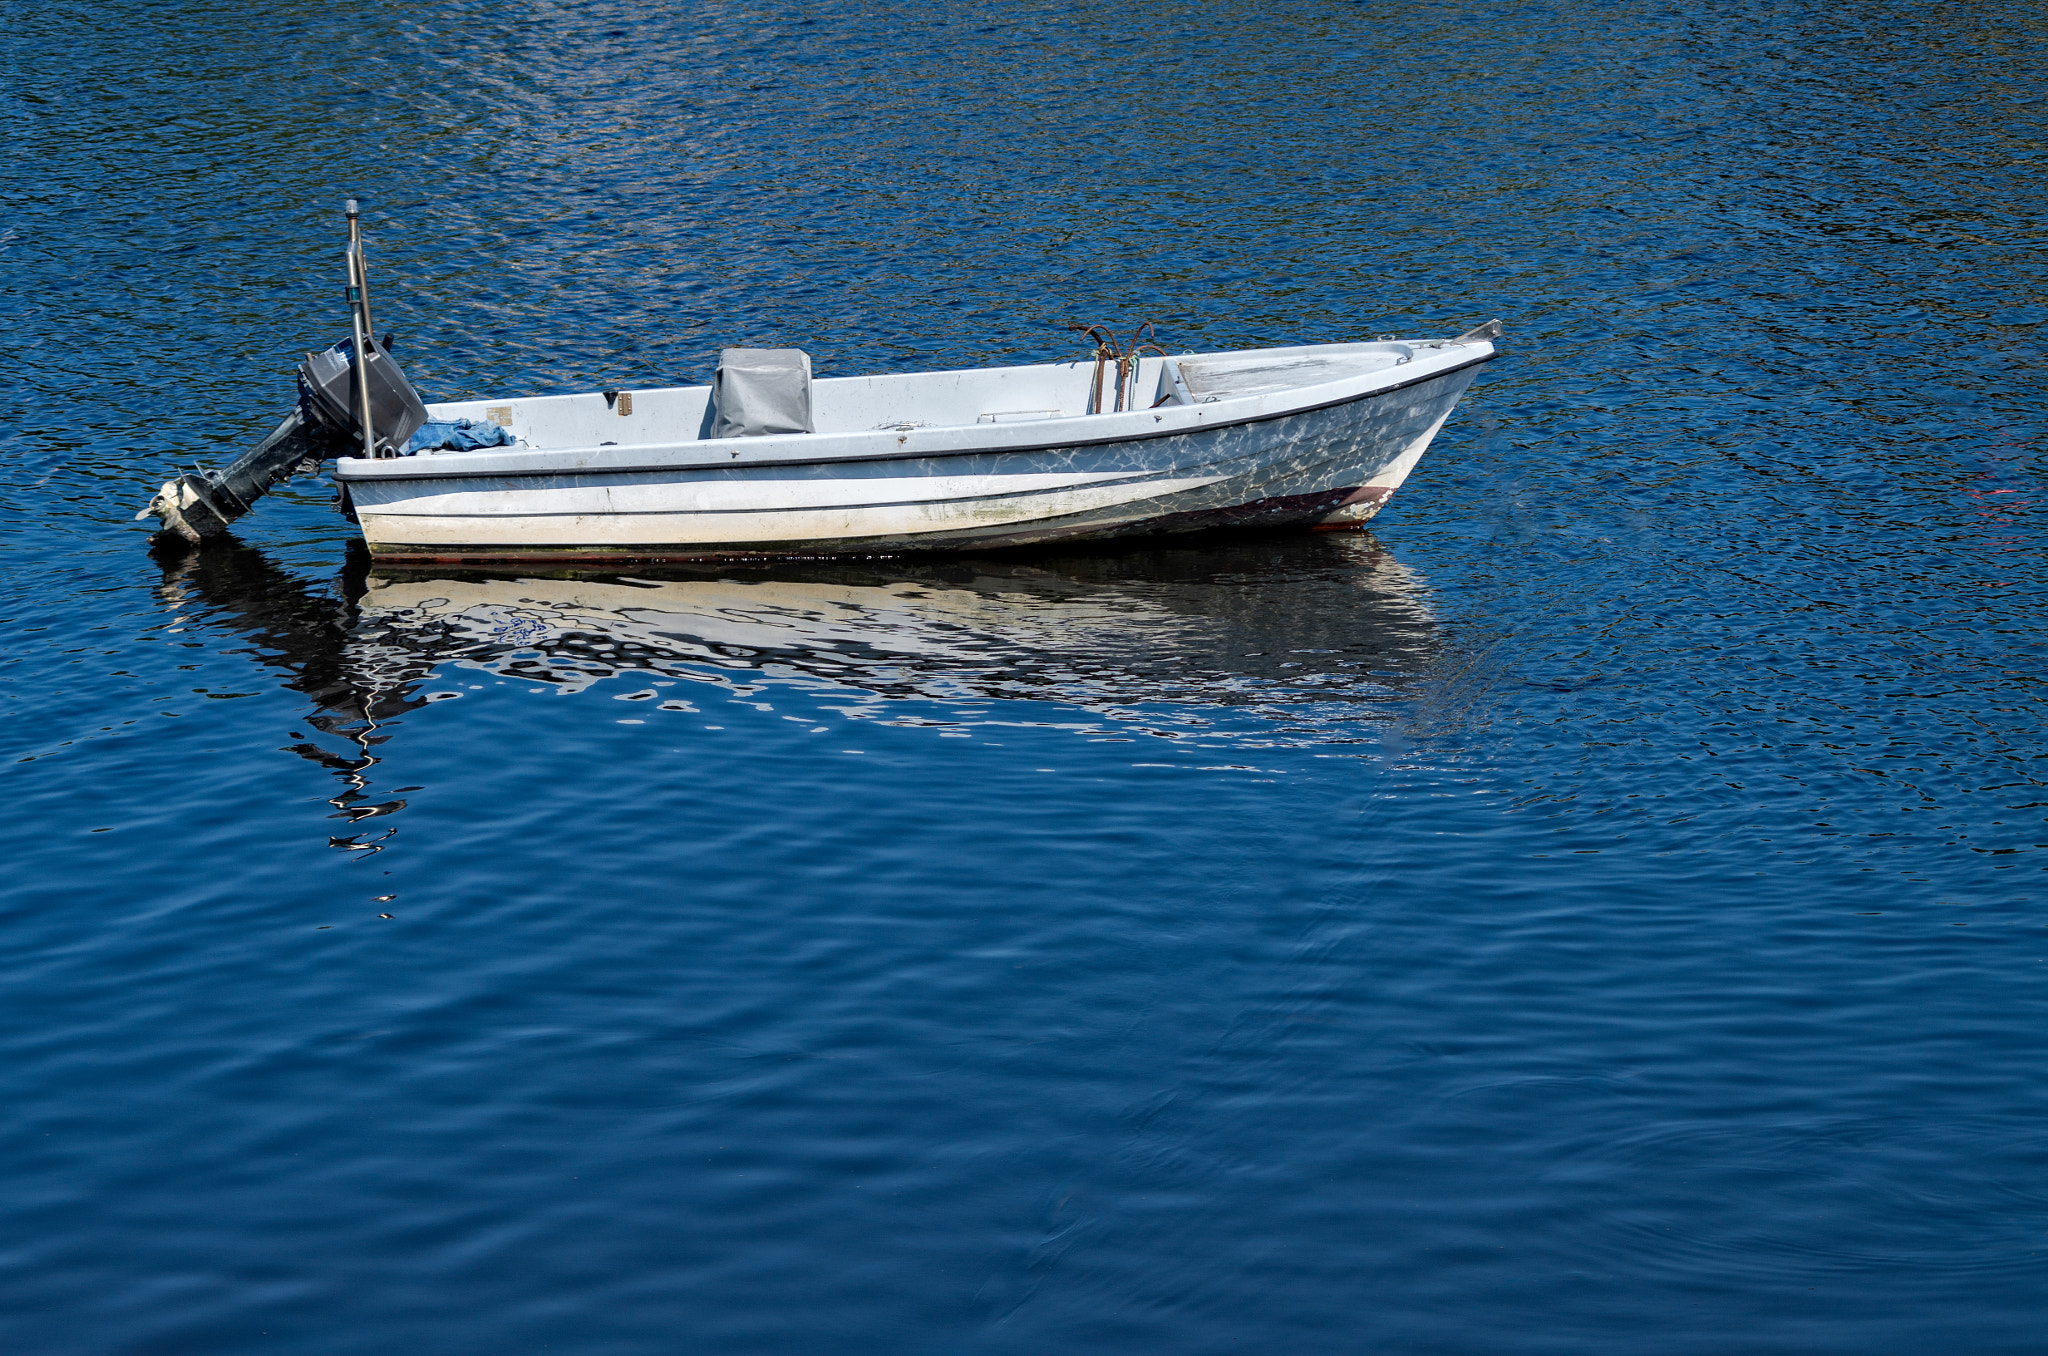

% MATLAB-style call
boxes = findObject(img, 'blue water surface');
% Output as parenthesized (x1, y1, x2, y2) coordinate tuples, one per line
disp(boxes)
(3, 1, 2046, 1351)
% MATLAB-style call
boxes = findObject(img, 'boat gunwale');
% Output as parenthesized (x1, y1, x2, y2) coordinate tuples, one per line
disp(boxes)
(333, 346, 1495, 484)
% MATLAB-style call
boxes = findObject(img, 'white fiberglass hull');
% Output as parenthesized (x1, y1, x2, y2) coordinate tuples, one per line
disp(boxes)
(334, 339, 1492, 562)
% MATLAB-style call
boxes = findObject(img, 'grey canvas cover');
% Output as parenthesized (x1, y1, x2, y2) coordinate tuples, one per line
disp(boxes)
(710, 347, 814, 438)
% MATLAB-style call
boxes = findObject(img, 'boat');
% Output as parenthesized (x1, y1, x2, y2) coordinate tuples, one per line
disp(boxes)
(138, 205, 1498, 561)
(332, 329, 1497, 565)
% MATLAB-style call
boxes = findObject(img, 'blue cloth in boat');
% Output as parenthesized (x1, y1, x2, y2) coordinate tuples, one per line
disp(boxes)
(402, 418, 516, 455)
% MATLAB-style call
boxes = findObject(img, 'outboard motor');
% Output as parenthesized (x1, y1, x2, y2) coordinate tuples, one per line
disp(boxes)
(139, 199, 428, 544)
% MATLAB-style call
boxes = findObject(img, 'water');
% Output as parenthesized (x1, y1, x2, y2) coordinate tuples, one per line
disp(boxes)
(4, 1, 2045, 1350)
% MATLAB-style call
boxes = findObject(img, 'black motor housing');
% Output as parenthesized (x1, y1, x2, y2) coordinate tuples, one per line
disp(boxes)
(299, 338, 429, 458)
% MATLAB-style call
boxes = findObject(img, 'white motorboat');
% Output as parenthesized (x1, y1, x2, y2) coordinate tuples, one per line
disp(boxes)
(135, 207, 1498, 559)
(327, 328, 1497, 564)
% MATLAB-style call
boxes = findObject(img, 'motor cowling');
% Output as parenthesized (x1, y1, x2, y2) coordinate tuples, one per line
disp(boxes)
(298, 337, 429, 459)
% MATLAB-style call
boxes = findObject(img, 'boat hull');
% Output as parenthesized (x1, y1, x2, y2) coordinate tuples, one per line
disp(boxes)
(344, 354, 1484, 563)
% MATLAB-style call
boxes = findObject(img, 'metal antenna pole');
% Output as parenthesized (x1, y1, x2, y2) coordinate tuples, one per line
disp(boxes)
(343, 199, 379, 459)
(350, 204, 377, 343)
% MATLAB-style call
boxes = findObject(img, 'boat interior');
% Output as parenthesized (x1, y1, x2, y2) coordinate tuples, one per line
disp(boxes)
(415, 341, 1435, 455)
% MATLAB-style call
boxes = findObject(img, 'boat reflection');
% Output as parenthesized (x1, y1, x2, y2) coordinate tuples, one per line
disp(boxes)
(154, 532, 1448, 848)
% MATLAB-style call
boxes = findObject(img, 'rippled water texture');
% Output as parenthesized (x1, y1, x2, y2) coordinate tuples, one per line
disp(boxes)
(4, 1, 2047, 1351)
